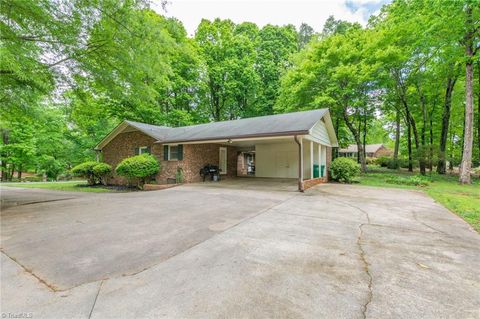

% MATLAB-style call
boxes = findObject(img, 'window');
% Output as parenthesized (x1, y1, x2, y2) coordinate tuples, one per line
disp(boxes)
(169, 145, 179, 160)
(139, 146, 149, 154)
(135, 146, 150, 155)
(164, 144, 183, 161)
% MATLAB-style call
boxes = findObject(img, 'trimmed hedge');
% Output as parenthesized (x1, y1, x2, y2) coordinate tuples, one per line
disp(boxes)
(92, 163, 112, 186)
(71, 161, 112, 185)
(115, 154, 160, 189)
(71, 161, 98, 185)
(330, 157, 360, 183)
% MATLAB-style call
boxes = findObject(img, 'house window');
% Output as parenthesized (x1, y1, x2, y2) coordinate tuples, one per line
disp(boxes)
(139, 146, 149, 154)
(169, 145, 179, 160)
(164, 144, 183, 161)
(135, 146, 150, 155)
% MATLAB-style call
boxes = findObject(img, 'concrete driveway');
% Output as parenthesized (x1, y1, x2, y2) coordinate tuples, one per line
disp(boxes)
(1, 182, 479, 318)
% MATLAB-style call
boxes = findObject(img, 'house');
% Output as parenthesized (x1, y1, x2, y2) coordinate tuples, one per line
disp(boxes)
(338, 143, 392, 158)
(95, 109, 338, 191)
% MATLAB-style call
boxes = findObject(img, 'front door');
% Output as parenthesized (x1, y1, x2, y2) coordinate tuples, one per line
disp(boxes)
(219, 147, 227, 175)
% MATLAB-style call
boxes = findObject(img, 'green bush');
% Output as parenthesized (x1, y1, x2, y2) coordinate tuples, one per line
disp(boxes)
(115, 154, 160, 189)
(377, 156, 391, 168)
(366, 157, 378, 165)
(330, 157, 360, 183)
(385, 175, 431, 187)
(92, 163, 112, 186)
(71, 161, 98, 185)
(175, 167, 184, 184)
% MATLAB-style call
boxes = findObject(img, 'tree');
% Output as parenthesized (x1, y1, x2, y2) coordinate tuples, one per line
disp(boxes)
(298, 23, 315, 49)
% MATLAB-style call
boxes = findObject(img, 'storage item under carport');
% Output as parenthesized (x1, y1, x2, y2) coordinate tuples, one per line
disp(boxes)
(200, 164, 220, 182)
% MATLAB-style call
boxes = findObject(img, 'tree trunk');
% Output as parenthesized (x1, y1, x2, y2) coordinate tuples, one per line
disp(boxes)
(437, 75, 457, 174)
(17, 165, 22, 180)
(407, 119, 413, 172)
(394, 110, 400, 167)
(420, 91, 427, 175)
(477, 60, 480, 165)
(459, 4, 475, 184)
(343, 107, 367, 173)
(1, 128, 9, 182)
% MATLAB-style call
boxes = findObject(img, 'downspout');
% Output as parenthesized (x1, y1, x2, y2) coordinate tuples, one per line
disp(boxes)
(294, 135, 304, 192)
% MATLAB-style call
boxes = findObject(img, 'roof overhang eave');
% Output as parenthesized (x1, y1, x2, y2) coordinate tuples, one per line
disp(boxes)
(155, 130, 310, 145)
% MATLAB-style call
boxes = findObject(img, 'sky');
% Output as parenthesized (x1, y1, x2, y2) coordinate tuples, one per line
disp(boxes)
(151, 0, 390, 36)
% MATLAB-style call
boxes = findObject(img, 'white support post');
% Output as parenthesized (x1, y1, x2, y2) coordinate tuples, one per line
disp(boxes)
(300, 138, 304, 182)
(310, 141, 314, 179)
(318, 144, 322, 177)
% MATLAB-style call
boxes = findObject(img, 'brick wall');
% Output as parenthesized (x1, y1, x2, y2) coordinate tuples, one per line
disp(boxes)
(374, 146, 393, 158)
(101, 130, 239, 185)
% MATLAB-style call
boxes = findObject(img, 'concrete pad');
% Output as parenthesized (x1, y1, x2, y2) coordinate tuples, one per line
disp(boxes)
(1, 182, 479, 318)
(1, 185, 292, 290)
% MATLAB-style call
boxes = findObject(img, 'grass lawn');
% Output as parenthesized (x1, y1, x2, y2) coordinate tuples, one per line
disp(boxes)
(358, 167, 480, 232)
(0, 181, 116, 193)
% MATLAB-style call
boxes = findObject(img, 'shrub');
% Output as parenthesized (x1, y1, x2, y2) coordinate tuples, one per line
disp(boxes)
(330, 157, 360, 183)
(366, 157, 378, 165)
(115, 154, 160, 189)
(92, 163, 112, 186)
(175, 167, 184, 184)
(377, 156, 391, 168)
(71, 161, 98, 185)
(385, 175, 431, 187)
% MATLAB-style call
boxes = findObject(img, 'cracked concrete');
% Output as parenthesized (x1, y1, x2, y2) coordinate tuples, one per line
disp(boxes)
(1, 182, 479, 318)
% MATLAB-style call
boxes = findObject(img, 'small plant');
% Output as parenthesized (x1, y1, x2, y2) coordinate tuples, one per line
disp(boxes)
(385, 175, 431, 187)
(175, 167, 184, 184)
(330, 157, 360, 183)
(92, 163, 112, 186)
(71, 161, 98, 185)
(115, 154, 160, 189)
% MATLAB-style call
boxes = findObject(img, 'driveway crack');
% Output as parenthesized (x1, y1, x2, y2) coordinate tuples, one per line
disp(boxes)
(313, 191, 373, 318)
(88, 280, 104, 319)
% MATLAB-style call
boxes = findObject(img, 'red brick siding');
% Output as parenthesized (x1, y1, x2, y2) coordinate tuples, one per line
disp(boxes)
(101, 130, 239, 185)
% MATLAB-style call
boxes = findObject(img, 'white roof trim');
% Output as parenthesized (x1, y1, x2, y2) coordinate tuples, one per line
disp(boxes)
(94, 121, 159, 150)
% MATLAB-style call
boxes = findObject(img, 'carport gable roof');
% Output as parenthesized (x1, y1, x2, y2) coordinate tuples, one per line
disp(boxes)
(95, 109, 335, 150)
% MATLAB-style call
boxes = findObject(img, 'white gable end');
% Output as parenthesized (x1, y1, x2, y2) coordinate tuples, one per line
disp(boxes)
(309, 120, 332, 146)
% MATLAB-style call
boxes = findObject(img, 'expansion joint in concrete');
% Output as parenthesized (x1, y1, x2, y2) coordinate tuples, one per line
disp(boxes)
(0, 249, 59, 292)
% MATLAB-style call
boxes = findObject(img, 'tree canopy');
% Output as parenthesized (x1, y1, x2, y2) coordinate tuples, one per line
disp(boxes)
(1, 0, 479, 183)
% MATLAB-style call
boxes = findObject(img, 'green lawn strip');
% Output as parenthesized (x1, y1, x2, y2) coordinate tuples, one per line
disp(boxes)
(1, 181, 114, 193)
(357, 169, 480, 233)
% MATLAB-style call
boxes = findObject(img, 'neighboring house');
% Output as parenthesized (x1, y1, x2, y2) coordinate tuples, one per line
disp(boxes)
(338, 144, 392, 158)
(95, 109, 338, 191)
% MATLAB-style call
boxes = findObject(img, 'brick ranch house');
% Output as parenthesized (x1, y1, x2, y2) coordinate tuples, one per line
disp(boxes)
(95, 109, 338, 191)
(338, 144, 392, 159)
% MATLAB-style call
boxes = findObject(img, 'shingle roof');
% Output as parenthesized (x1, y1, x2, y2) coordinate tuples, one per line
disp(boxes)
(124, 120, 171, 140)
(158, 109, 328, 143)
(339, 144, 385, 153)
(96, 109, 333, 149)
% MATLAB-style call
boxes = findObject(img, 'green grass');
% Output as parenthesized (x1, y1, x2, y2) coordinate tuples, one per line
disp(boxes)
(357, 167, 480, 232)
(0, 181, 115, 193)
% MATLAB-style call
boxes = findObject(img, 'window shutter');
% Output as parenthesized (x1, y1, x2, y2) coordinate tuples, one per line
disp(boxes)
(163, 145, 169, 160)
(134, 147, 139, 155)
(178, 144, 183, 160)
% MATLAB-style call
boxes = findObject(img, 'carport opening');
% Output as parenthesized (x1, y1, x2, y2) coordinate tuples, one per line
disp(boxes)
(237, 151, 255, 176)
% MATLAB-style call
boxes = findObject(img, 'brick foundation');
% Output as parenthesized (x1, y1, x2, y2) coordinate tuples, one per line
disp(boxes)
(302, 177, 327, 190)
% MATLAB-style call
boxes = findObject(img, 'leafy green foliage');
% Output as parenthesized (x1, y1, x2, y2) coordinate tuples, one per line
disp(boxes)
(330, 158, 360, 183)
(71, 161, 99, 185)
(115, 154, 160, 189)
(92, 163, 112, 186)
(385, 175, 430, 187)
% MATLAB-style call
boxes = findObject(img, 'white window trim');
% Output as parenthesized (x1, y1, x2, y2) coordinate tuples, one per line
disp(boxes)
(219, 147, 227, 175)
(138, 146, 149, 154)
(168, 145, 179, 161)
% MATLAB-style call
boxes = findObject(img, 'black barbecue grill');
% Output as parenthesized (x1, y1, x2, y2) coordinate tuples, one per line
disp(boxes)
(200, 164, 220, 182)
